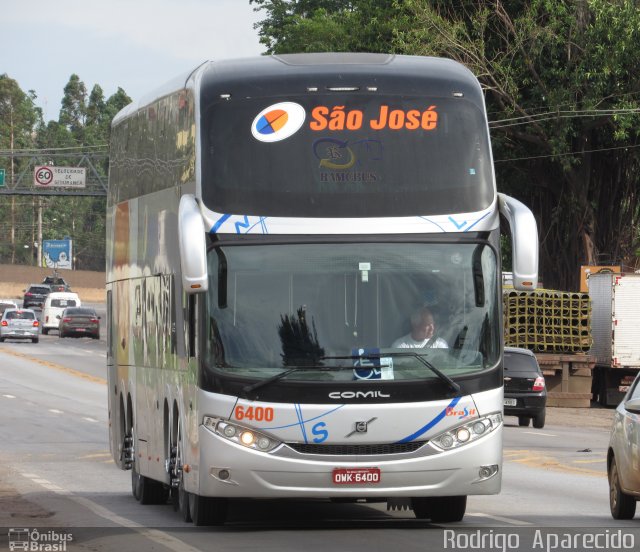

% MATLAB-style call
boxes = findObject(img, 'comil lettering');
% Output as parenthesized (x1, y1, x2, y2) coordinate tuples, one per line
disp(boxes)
(310, 105, 438, 132)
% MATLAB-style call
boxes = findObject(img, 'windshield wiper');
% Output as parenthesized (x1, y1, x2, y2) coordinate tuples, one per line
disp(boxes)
(331, 352, 461, 395)
(241, 363, 354, 399)
(241, 352, 461, 399)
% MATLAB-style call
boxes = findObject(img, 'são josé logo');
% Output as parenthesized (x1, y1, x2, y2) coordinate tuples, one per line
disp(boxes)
(251, 102, 306, 143)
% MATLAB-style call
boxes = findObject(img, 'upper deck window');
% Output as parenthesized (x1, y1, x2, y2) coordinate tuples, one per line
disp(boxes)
(201, 94, 494, 218)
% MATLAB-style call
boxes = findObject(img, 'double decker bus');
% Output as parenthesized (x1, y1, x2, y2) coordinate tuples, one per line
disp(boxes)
(106, 53, 538, 525)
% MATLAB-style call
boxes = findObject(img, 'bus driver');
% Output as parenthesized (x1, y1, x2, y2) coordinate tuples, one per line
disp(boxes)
(392, 306, 449, 349)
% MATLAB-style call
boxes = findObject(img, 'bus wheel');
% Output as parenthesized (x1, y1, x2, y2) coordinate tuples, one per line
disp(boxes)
(130, 428, 167, 505)
(411, 497, 431, 520)
(189, 494, 228, 526)
(168, 422, 192, 522)
(177, 481, 192, 522)
(132, 462, 168, 505)
(429, 496, 467, 523)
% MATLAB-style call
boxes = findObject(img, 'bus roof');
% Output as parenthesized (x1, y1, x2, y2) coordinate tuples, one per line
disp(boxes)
(113, 54, 485, 125)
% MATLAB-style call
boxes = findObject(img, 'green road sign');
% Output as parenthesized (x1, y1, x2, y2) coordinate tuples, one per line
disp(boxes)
(0, 168, 5, 187)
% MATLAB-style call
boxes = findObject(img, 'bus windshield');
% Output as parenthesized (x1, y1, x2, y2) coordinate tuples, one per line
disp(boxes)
(201, 95, 494, 218)
(203, 242, 500, 384)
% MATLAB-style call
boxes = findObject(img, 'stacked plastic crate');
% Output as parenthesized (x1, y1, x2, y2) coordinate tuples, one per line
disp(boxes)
(503, 289, 592, 353)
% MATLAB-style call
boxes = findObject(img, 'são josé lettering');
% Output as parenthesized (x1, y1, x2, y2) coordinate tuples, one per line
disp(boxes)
(310, 105, 438, 131)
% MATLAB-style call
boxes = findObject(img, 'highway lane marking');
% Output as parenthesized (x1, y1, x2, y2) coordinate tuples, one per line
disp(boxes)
(18, 470, 203, 552)
(2, 394, 16, 399)
(83, 416, 99, 423)
(79, 452, 111, 459)
(48, 409, 63, 414)
(467, 512, 532, 526)
(0, 347, 107, 385)
(521, 431, 557, 437)
(572, 459, 606, 464)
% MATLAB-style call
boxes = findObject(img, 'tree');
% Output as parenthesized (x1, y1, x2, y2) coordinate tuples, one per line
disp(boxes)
(396, 0, 640, 289)
(1, 74, 131, 270)
(59, 74, 88, 144)
(0, 74, 42, 263)
(252, 0, 640, 289)
(250, 0, 402, 53)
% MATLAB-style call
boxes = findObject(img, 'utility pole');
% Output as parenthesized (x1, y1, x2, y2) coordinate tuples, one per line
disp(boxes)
(37, 198, 43, 268)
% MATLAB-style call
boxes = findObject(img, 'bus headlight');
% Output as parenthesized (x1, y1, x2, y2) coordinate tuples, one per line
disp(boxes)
(203, 416, 281, 453)
(430, 413, 502, 451)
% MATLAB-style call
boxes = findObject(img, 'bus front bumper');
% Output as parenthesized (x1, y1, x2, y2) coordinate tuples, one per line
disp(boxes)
(195, 424, 502, 498)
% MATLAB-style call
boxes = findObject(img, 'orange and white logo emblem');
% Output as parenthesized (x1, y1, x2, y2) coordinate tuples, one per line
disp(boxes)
(251, 102, 306, 143)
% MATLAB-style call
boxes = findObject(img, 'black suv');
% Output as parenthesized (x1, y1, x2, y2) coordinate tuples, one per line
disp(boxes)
(23, 284, 51, 309)
(503, 347, 547, 428)
(42, 275, 71, 292)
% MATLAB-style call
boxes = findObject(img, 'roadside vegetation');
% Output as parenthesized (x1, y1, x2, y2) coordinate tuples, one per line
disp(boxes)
(2, 1, 640, 289)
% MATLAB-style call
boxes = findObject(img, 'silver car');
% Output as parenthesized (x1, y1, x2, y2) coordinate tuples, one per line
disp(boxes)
(0, 308, 40, 343)
(608, 371, 640, 519)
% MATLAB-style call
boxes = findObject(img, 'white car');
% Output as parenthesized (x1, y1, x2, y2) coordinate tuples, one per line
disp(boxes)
(42, 292, 81, 334)
(0, 308, 40, 343)
(0, 299, 18, 317)
(608, 371, 640, 519)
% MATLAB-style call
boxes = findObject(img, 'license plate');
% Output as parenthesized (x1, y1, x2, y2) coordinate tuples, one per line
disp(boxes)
(332, 467, 381, 485)
(503, 398, 517, 407)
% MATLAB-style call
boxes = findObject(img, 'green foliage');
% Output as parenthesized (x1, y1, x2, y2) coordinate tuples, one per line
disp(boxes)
(0, 73, 131, 270)
(250, 0, 406, 53)
(253, 0, 640, 289)
(394, 0, 640, 288)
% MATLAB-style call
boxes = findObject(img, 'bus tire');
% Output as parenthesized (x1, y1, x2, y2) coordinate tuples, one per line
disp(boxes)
(132, 460, 168, 505)
(429, 496, 467, 523)
(189, 494, 228, 526)
(179, 484, 192, 522)
(411, 497, 431, 519)
(518, 417, 530, 427)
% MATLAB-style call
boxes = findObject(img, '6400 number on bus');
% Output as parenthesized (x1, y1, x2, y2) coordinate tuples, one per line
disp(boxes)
(234, 405, 274, 422)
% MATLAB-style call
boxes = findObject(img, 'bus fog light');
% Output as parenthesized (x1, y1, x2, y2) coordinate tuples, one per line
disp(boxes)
(223, 425, 236, 438)
(257, 437, 271, 450)
(478, 464, 499, 480)
(218, 469, 230, 480)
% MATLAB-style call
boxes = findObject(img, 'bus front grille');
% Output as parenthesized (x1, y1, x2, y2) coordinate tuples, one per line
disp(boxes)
(285, 441, 427, 456)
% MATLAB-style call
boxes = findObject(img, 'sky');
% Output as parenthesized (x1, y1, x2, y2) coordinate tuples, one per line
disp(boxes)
(2, 0, 265, 121)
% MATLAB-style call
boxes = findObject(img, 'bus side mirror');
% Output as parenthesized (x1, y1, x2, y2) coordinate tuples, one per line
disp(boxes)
(498, 193, 538, 291)
(178, 194, 208, 294)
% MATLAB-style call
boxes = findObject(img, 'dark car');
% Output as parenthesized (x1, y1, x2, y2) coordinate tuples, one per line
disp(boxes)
(58, 307, 100, 339)
(608, 371, 640, 519)
(22, 284, 51, 309)
(503, 346, 547, 428)
(42, 275, 71, 292)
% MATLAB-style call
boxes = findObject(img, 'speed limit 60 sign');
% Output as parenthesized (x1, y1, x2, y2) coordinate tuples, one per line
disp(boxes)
(34, 166, 86, 188)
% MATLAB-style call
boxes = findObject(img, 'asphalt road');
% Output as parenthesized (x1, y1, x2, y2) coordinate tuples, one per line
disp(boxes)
(1, 335, 638, 552)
